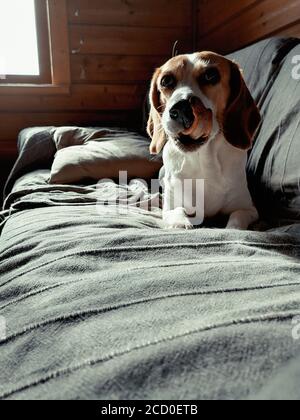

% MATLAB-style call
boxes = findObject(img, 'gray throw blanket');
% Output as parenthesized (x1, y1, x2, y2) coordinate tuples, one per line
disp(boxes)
(0, 171, 300, 400)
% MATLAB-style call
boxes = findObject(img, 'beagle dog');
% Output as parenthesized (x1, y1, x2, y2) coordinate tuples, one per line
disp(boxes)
(147, 52, 261, 230)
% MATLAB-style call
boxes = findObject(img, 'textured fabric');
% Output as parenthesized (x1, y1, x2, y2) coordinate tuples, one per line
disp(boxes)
(227, 37, 299, 105)
(50, 127, 162, 184)
(247, 43, 300, 225)
(3, 127, 56, 203)
(0, 172, 300, 400)
(252, 353, 300, 400)
(228, 37, 300, 225)
(3, 126, 162, 201)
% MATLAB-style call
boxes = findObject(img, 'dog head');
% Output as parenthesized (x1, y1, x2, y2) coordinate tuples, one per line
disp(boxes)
(147, 52, 261, 154)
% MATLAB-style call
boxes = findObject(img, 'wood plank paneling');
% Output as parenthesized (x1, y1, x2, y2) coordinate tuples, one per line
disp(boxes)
(197, 0, 300, 54)
(70, 24, 192, 56)
(48, 0, 71, 86)
(71, 55, 167, 83)
(197, 0, 258, 36)
(275, 20, 300, 37)
(68, 0, 192, 28)
(0, 111, 142, 140)
(0, 85, 146, 112)
(0, 110, 142, 155)
(0, 0, 193, 169)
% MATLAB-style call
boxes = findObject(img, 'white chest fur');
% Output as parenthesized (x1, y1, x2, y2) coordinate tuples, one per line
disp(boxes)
(162, 134, 254, 220)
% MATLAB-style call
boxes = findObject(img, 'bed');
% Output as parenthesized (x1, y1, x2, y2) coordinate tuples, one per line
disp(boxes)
(0, 37, 299, 400)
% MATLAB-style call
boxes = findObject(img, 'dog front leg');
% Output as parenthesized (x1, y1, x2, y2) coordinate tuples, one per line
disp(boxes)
(163, 179, 193, 230)
(226, 208, 259, 230)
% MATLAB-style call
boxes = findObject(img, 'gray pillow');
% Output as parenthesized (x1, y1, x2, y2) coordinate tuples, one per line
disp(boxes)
(3, 127, 56, 201)
(229, 38, 300, 226)
(49, 127, 162, 184)
(246, 42, 300, 225)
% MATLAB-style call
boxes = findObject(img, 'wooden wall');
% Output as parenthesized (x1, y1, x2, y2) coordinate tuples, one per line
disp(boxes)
(0, 0, 193, 201)
(197, 0, 300, 54)
(0, 0, 193, 159)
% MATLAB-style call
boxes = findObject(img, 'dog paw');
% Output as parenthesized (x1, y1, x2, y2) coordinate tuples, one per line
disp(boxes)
(167, 221, 194, 230)
(163, 209, 194, 230)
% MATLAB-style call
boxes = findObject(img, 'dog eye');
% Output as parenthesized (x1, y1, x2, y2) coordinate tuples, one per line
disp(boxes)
(201, 68, 220, 85)
(161, 74, 176, 89)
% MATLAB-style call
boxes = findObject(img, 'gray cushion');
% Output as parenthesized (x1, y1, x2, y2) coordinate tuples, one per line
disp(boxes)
(229, 38, 300, 226)
(3, 127, 56, 201)
(49, 127, 162, 184)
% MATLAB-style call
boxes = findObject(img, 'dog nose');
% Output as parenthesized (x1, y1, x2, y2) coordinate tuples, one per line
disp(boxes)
(169, 99, 195, 129)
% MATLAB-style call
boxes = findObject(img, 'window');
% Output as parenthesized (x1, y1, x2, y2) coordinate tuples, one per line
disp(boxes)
(0, 0, 70, 94)
(0, 0, 51, 84)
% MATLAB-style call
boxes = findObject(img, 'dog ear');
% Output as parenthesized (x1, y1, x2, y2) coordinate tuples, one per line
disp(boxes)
(223, 61, 261, 150)
(147, 69, 167, 154)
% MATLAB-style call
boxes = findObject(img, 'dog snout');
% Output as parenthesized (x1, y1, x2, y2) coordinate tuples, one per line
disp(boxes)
(169, 99, 195, 129)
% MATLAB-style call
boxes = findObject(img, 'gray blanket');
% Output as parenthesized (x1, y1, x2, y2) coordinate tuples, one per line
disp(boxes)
(0, 171, 300, 400)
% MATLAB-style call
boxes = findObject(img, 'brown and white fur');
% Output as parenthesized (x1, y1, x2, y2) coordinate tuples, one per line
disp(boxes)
(147, 52, 261, 230)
